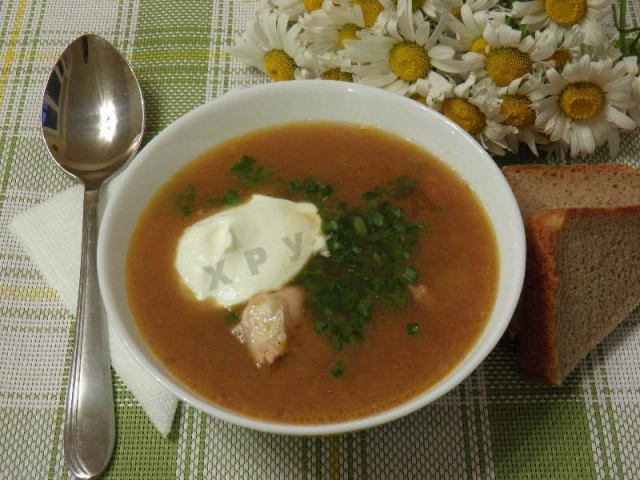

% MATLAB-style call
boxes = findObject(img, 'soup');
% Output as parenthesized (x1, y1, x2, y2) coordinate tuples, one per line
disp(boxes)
(126, 122, 498, 424)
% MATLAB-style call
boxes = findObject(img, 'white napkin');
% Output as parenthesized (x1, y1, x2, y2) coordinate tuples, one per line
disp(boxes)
(11, 183, 179, 437)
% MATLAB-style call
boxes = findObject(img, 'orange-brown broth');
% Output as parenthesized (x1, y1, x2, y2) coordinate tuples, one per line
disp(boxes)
(126, 122, 498, 423)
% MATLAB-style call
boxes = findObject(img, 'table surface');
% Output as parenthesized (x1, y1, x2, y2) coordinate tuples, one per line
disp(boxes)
(1, 1, 640, 479)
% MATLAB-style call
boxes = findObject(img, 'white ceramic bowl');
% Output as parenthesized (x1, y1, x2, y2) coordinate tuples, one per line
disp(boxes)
(98, 80, 525, 435)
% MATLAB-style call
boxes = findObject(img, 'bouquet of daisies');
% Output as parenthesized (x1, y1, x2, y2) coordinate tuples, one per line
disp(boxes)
(229, 0, 640, 158)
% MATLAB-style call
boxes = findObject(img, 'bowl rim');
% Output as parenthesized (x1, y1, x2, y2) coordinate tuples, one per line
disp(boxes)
(98, 79, 526, 436)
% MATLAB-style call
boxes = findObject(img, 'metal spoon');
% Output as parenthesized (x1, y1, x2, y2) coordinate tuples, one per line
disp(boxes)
(41, 34, 145, 478)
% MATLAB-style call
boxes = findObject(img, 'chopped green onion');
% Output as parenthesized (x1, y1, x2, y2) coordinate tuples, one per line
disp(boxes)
(220, 189, 241, 206)
(369, 211, 385, 227)
(330, 360, 345, 378)
(353, 216, 368, 236)
(402, 267, 419, 284)
(224, 311, 239, 325)
(406, 323, 420, 335)
(323, 219, 339, 233)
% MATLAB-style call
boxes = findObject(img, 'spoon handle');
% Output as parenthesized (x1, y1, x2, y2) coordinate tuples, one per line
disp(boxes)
(64, 189, 115, 479)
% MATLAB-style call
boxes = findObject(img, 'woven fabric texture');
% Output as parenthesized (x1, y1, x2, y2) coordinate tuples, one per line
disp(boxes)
(1, 0, 639, 479)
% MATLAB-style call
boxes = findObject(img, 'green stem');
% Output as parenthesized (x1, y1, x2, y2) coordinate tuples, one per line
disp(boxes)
(619, 0, 628, 55)
(612, 4, 620, 29)
(630, 30, 640, 54)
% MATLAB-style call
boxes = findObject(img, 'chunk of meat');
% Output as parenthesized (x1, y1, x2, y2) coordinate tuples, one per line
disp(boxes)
(409, 284, 436, 309)
(231, 287, 304, 366)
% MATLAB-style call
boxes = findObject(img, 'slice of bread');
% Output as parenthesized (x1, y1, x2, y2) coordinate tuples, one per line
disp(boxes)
(502, 164, 640, 384)
(503, 164, 640, 220)
(516, 207, 640, 384)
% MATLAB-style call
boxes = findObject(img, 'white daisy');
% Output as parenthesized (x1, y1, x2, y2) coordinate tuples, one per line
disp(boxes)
(588, 33, 625, 63)
(299, 1, 366, 55)
(470, 23, 555, 87)
(270, 0, 321, 20)
(405, 0, 442, 20)
(228, 9, 308, 81)
(298, 50, 356, 81)
(621, 56, 640, 124)
(351, 0, 395, 29)
(340, 0, 469, 95)
(533, 55, 637, 157)
(411, 69, 454, 108)
(437, 73, 516, 155)
(439, 0, 500, 17)
(492, 76, 550, 156)
(511, 0, 613, 47)
(543, 28, 584, 71)
(441, 4, 504, 59)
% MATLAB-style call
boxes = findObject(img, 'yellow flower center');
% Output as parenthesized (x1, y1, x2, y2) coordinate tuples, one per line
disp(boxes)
(544, 0, 587, 27)
(303, 0, 324, 12)
(338, 23, 360, 49)
(410, 93, 427, 105)
(353, 0, 384, 28)
(389, 41, 431, 82)
(547, 49, 572, 69)
(470, 37, 489, 55)
(322, 68, 353, 82)
(485, 47, 533, 87)
(500, 94, 535, 129)
(559, 82, 605, 120)
(451, 7, 462, 20)
(442, 98, 486, 135)
(264, 49, 296, 82)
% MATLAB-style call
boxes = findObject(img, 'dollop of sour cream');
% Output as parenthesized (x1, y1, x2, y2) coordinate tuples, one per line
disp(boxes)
(175, 194, 327, 307)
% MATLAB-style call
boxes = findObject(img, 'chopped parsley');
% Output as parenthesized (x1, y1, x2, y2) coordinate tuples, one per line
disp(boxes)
(170, 184, 197, 217)
(289, 177, 333, 201)
(299, 189, 425, 352)
(388, 175, 418, 198)
(229, 155, 274, 186)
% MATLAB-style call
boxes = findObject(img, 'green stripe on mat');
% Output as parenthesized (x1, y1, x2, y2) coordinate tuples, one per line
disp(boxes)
(103, 375, 182, 479)
(488, 393, 596, 478)
(589, 348, 624, 478)
(131, 0, 214, 143)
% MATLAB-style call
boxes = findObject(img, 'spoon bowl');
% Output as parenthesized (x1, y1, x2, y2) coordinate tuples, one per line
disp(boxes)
(42, 35, 144, 189)
(41, 34, 145, 478)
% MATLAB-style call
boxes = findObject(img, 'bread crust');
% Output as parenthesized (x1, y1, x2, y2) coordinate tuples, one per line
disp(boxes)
(515, 210, 564, 384)
(502, 163, 640, 222)
(514, 205, 640, 385)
